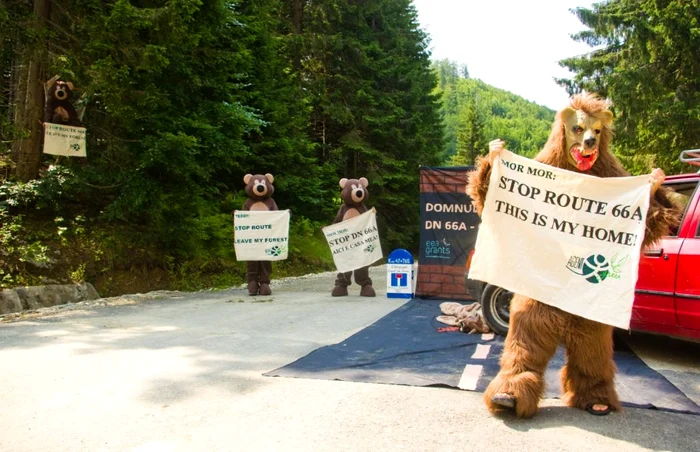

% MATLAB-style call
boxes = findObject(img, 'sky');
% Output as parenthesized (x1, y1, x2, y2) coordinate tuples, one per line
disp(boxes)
(412, 0, 597, 110)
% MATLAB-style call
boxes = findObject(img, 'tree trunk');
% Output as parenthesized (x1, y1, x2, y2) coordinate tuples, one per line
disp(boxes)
(292, 0, 303, 34)
(12, 0, 50, 182)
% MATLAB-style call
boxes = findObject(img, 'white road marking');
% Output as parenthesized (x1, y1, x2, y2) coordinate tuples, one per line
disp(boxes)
(481, 333, 494, 341)
(471, 343, 491, 359)
(458, 364, 483, 390)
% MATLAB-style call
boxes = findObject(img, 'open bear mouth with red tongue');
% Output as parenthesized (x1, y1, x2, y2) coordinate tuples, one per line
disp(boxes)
(569, 144, 598, 172)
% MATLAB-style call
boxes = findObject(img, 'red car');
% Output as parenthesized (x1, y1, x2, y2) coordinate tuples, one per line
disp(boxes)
(467, 150, 700, 341)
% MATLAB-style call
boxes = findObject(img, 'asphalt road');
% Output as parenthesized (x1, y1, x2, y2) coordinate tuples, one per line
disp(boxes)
(1, 267, 699, 452)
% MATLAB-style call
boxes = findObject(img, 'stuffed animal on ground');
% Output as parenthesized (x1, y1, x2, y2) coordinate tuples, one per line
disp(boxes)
(466, 93, 681, 418)
(242, 173, 278, 296)
(44, 76, 80, 126)
(436, 302, 491, 334)
(331, 177, 376, 297)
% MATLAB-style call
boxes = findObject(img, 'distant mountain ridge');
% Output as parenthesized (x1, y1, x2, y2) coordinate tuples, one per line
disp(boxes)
(432, 59, 556, 165)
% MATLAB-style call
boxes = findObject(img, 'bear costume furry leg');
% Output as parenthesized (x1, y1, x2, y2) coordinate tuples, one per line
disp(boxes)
(332, 266, 375, 297)
(483, 295, 561, 418)
(483, 294, 621, 418)
(247, 261, 272, 296)
(560, 315, 620, 414)
(468, 93, 681, 418)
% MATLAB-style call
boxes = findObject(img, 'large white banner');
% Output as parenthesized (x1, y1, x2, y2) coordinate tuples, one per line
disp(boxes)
(233, 210, 290, 261)
(43, 124, 87, 157)
(468, 149, 651, 329)
(323, 208, 383, 273)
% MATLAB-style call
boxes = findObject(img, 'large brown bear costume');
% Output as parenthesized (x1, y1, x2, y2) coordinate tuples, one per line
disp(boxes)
(466, 93, 681, 418)
(242, 173, 278, 296)
(331, 177, 376, 297)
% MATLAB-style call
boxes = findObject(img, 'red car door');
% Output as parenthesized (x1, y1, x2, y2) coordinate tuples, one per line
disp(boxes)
(633, 178, 700, 328)
(634, 237, 682, 326)
(675, 194, 700, 330)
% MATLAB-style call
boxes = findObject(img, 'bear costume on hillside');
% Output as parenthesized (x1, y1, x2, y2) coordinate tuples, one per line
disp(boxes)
(242, 173, 278, 296)
(331, 177, 376, 297)
(466, 93, 681, 418)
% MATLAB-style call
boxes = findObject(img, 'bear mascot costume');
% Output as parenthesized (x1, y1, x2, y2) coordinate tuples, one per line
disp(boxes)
(44, 76, 81, 126)
(331, 177, 376, 297)
(466, 93, 681, 418)
(242, 173, 278, 296)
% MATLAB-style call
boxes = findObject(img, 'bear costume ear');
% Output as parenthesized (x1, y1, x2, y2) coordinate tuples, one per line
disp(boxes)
(65, 81, 75, 91)
(560, 107, 577, 124)
(265, 173, 274, 184)
(600, 109, 613, 124)
(359, 177, 369, 188)
(339, 178, 348, 188)
(243, 174, 253, 184)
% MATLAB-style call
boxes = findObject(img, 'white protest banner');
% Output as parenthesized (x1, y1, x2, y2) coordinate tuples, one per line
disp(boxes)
(43, 123, 87, 157)
(468, 149, 651, 329)
(323, 208, 383, 273)
(233, 210, 290, 261)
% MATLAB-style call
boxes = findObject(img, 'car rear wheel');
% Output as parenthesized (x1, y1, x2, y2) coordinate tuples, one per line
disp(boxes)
(481, 284, 513, 336)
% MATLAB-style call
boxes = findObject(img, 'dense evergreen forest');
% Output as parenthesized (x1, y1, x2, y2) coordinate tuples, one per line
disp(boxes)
(1, 0, 698, 295)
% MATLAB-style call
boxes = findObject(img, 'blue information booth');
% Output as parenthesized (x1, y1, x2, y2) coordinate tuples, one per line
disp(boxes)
(386, 249, 415, 299)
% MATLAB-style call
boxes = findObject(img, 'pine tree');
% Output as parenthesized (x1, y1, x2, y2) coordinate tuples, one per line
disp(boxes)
(41, 0, 267, 254)
(558, 0, 700, 174)
(1, 0, 50, 182)
(297, 0, 444, 248)
(231, 0, 328, 220)
(452, 91, 486, 166)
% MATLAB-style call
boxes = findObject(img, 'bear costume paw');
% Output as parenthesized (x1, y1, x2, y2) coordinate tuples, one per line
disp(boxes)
(360, 285, 376, 297)
(259, 283, 272, 296)
(332, 286, 349, 297)
(247, 281, 259, 296)
(491, 393, 516, 409)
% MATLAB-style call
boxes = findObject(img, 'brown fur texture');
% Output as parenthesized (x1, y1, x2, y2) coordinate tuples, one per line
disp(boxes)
(334, 177, 370, 223)
(45, 77, 81, 126)
(466, 93, 681, 418)
(482, 296, 621, 418)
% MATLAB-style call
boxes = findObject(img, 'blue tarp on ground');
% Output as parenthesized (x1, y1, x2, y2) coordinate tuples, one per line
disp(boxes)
(265, 298, 700, 415)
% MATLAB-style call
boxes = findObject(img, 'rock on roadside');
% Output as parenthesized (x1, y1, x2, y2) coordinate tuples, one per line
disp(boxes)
(0, 283, 100, 314)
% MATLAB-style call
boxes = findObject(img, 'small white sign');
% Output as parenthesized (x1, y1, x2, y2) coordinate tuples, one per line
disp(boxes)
(386, 263, 414, 295)
(323, 208, 383, 273)
(43, 123, 87, 157)
(233, 210, 290, 261)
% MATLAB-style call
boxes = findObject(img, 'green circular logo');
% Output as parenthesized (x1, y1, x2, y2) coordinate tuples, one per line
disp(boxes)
(265, 245, 283, 257)
(581, 254, 610, 284)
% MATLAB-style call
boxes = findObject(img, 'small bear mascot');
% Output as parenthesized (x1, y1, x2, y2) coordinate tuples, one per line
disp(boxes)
(44, 76, 80, 126)
(242, 173, 278, 296)
(331, 177, 376, 297)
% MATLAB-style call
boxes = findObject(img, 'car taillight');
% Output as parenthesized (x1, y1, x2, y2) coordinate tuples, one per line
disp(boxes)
(466, 249, 475, 271)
